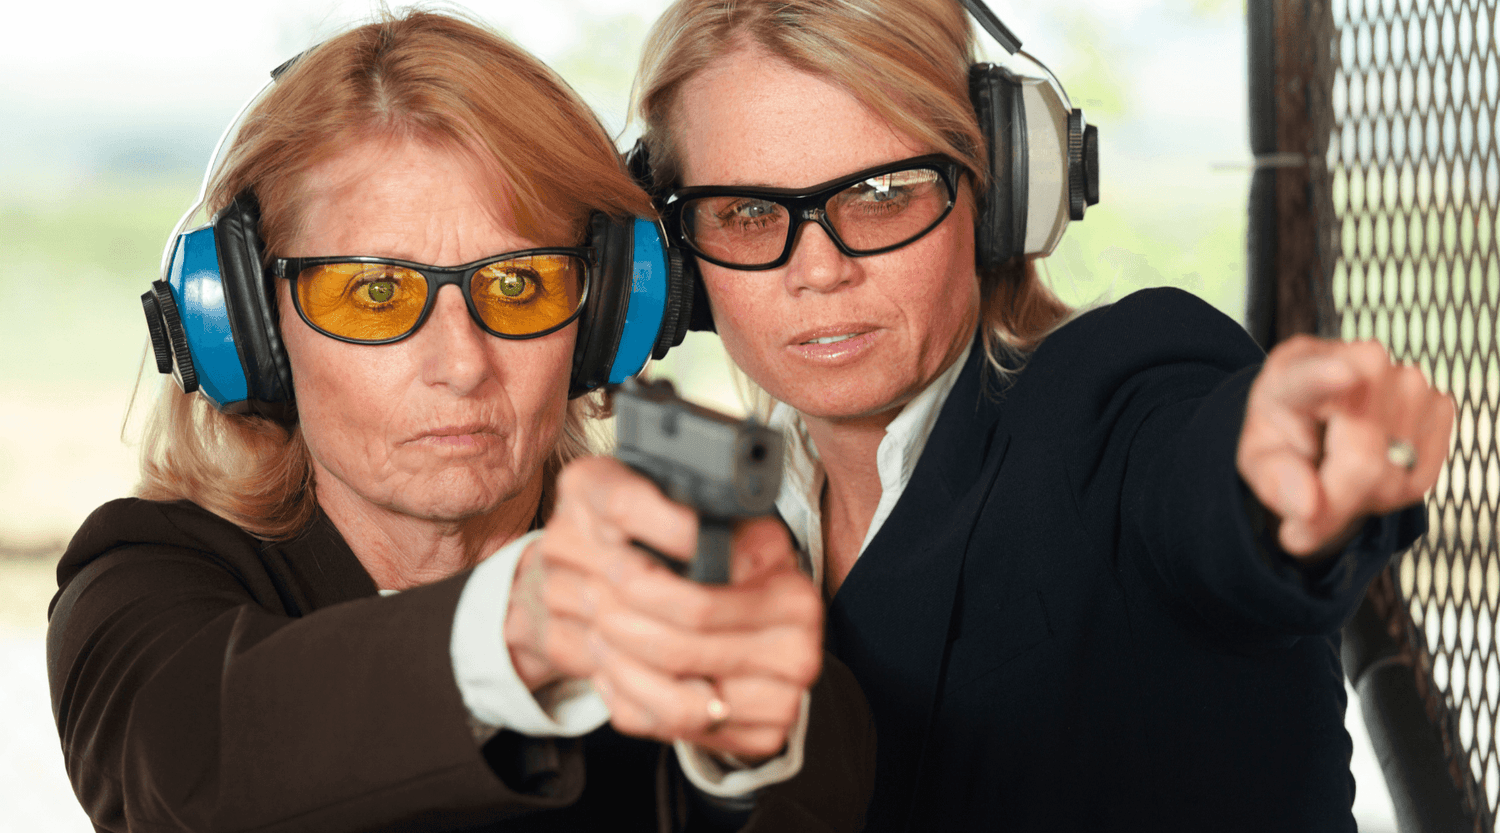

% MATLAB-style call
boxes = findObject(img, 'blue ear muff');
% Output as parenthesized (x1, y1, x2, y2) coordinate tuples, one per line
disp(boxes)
(568, 214, 693, 397)
(141, 193, 294, 418)
(156, 226, 249, 409)
(606, 219, 671, 383)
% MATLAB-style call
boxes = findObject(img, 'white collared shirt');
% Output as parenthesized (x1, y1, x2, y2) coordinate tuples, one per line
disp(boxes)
(440, 341, 971, 798)
(773, 341, 973, 587)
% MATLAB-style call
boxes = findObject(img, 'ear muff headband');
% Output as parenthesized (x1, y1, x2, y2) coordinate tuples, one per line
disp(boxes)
(147, 57, 694, 413)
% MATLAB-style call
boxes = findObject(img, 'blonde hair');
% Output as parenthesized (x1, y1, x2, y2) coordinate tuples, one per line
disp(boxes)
(137, 10, 651, 539)
(634, 0, 1071, 384)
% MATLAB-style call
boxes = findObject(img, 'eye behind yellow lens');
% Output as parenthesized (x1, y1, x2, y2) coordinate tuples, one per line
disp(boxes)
(472, 255, 584, 335)
(297, 263, 427, 341)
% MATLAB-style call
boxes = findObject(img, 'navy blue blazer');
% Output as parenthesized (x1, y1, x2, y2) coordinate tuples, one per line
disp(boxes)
(825, 288, 1423, 832)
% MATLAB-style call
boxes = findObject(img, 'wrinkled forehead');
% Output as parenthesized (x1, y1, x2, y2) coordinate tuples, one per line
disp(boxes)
(285, 134, 532, 255)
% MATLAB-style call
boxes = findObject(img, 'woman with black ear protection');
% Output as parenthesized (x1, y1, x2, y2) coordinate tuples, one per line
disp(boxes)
(633, 0, 1454, 830)
(45, 10, 875, 833)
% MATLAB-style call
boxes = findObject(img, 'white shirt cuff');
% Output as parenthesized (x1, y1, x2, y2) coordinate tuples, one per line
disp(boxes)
(672, 691, 809, 797)
(450, 530, 609, 737)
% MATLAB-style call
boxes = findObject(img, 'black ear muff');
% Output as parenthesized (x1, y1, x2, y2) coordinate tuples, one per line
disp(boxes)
(569, 213, 693, 397)
(685, 274, 715, 333)
(970, 62, 1028, 271)
(213, 194, 294, 415)
(141, 190, 294, 418)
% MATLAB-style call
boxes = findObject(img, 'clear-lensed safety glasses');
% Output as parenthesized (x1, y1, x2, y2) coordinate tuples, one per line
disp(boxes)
(273, 249, 591, 344)
(663, 154, 964, 271)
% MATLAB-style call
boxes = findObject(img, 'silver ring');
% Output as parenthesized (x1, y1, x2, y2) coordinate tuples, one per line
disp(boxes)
(705, 692, 731, 731)
(1386, 439, 1418, 472)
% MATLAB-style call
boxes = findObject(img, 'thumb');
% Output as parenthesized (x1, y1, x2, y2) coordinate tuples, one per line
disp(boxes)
(1243, 446, 1323, 524)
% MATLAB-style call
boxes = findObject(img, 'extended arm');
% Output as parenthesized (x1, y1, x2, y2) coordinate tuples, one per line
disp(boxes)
(1043, 289, 1442, 640)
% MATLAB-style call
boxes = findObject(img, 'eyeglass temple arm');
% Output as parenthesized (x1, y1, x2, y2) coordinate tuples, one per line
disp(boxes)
(958, 0, 1022, 55)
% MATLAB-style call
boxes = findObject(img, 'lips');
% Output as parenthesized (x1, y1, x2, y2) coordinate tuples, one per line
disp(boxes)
(415, 422, 494, 439)
(403, 422, 503, 453)
(785, 324, 880, 365)
(789, 324, 877, 347)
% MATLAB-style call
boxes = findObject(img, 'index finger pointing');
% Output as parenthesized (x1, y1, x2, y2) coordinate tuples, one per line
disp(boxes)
(1261, 352, 1363, 414)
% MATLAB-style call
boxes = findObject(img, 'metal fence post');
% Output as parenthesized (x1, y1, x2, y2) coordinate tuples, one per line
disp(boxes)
(1245, 0, 1495, 829)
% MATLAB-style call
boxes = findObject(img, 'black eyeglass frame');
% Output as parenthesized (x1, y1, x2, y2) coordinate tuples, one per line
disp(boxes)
(662, 154, 965, 271)
(272, 248, 594, 345)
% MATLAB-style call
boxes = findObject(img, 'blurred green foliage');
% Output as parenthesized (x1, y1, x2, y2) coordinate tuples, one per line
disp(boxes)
(1188, 0, 1245, 20)
(550, 13, 651, 136)
(1049, 197, 1249, 320)
(1, 179, 194, 273)
(1047, 11, 1132, 118)
(1, 177, 197, 386)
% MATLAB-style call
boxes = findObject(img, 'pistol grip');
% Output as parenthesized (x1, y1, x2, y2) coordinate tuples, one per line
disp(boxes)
(692, 520, 734, 585)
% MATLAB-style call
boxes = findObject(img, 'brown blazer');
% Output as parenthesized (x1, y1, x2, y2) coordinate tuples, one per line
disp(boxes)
(47, 498, 874, 832)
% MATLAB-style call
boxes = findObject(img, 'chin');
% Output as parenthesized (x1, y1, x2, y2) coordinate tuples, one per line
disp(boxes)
(400, 470, 527, 521)
(779, 377, 910, 422)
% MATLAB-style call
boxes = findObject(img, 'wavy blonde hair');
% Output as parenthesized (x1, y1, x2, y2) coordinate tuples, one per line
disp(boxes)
(137, 10, 652, 539)
(634, 0, 1072, 386)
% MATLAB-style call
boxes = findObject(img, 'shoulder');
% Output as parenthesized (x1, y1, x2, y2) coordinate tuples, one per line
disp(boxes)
(57, 498, 264, 591)
(1016, 288, 1265, 392)
(1048, 287, 1261, 364)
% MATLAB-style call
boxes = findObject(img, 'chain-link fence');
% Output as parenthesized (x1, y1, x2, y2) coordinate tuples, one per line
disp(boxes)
(1249, 0, 1499, 830)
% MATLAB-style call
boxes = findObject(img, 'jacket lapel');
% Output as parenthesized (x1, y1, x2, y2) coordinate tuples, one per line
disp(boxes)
(825, 337, 1012, 824)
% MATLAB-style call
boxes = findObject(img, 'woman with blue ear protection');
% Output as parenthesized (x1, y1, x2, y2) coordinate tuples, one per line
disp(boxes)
(634, 0, 1454, 829)
(45, 10, 873, 832)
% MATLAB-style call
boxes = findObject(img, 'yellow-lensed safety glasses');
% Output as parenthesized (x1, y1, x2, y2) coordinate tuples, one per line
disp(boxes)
(273, 249, 590, 344)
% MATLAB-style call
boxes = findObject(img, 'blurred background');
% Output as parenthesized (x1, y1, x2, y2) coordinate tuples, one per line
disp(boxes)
(0, 0, 1394, 829)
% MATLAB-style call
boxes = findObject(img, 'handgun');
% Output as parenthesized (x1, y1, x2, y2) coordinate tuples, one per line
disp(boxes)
(613, 377, 783, 584)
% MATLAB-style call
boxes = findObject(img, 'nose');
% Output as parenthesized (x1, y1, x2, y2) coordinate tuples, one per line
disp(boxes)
(417, 285, 492, 396)
(783, 217, 859, 295)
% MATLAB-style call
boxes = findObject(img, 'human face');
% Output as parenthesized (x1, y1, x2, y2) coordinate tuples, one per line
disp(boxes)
(279, 138, 574, 525)
(673, 45, 982, 425)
